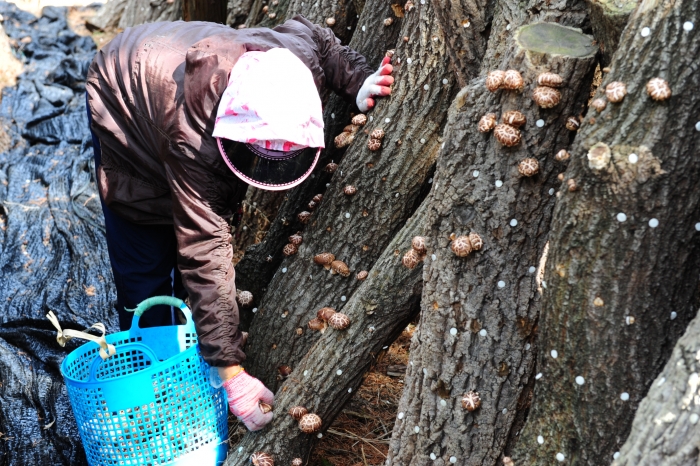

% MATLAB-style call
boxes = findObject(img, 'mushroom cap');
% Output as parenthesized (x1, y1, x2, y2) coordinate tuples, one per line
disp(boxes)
(385, 49, 395, 58)
(314, 253, 335, 266)
(297, 211, 312, 224)
(404, 0, 414, 10)
(307, 318, 326, 331)
(367, 138, 382, 151)
(289, 234, 303, 246)
(292, 459, 303, 466)
(283, 243, 298, 256)
(478, 113, 497, 133)
(532, 86, 561, 108)
(485, 70, 505, 92)
(343, 124, 360, 134)
(567, 178, 578, 192)
(299, 413, 323, 433)
(330, 260, 350, 277)
(468, 232, 483, 251)
(289, 406, 308, 421)
(605, 81, 627, 103)
(317, 307, 337, 321)
(328, 312, 351, 330)
(493, 124, 521, 147)
(370, 128, 386, 140)
(587, 141, 611, 170)
(334, 131, 355, 149)
(536, 72, 563, 87)
(383, 17, 393, 26)
(503, 457, 514, 466)
(461, 391, 481, 411)
(501, 110, 526, 128)
(251, 452, 274, 466)
(356, 270, 369, 281)
(518, 158, 540, 177)
(502, 70, 524, 91)
(351, 114, 368, 126)
(402, 248, 422, 269)
(324, 162, 338, 173)
(451, 236, 473, 257)
(411, 236, 427, 255)
(237, 290, 253, 307)
(278, 365, 292, 378)
(343, 185, 357, 196)
(325, 17, 335, 26)
(554, 149, 570, 162)
(307, 200, 317, 211)
(591, 98, 607, 112)
(312, 194, 323, 203)
(259, 402, 273, 414)
(565, 116, 580, 131)
(261, 5, 268, 12)
(646, 77, 671, 101)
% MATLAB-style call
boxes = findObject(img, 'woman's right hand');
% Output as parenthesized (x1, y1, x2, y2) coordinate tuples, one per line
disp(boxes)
(222, 369, 275, 431)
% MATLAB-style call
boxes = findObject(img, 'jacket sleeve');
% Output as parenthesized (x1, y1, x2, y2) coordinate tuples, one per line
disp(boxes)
(164, 159, 247, 368)
(274, 15, 375, 106)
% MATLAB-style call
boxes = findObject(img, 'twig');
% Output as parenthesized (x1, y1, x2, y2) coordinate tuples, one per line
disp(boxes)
(361, 445, 368, 466)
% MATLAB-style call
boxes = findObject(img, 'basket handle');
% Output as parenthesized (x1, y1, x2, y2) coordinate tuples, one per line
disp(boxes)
(87, 342, 162, 383)
(46, 311, 116, 360)
(125, 296, 195, 332)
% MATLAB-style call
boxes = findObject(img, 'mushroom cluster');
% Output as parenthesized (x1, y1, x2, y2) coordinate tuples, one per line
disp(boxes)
(334, 124, 360, 149)
(309, 307, 351, 332)
(532, 72, 562, 108)
(367, 128, 385, 151)
(313, 250, 351, 278)
(402, 236, 428, 269)
(289, 407, 323, 433)
(485, 69, 524, 92)
(451, 232, 483, 257)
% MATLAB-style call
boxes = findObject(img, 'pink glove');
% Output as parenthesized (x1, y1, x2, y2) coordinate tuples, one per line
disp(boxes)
(356, 56, 394, 112)
(223, 370, 274, 431)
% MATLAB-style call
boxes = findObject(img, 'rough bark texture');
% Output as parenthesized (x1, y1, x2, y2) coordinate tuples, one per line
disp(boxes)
(613, 310, 700, 466)
(433, 0, 495, 87)
(243, 0, 456, 390)
(87, 0, 182, 30)
(285, 0, 358, 44)
(183, 0, 226, 22)
(226, 198, 428, 465)
(226, 0, 254, 27)
(513, 0, 700, 463)
(585, 0, 637, 67)
(387, 3, 597, 465)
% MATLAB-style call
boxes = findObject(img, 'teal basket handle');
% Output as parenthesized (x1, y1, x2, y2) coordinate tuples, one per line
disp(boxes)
(126, 296, 195, 331)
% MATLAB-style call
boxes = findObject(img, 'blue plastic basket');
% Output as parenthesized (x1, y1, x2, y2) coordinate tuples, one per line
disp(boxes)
(60, 297, 228, 466)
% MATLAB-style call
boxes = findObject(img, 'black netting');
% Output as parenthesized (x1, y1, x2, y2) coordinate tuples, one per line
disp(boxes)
(0, 3, 115, 465)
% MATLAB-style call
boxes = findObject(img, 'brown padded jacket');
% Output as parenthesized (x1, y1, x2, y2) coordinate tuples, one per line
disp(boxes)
(86, 17, 373, 367)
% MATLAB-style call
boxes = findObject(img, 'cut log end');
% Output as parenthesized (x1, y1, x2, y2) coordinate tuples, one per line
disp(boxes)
(515, 22, 597, 58)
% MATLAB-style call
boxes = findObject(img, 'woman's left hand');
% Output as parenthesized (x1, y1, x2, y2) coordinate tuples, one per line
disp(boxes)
(356, 57, 394, 112)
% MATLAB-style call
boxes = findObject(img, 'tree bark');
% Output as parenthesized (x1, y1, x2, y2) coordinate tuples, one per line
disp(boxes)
(183, 0, 227, 22)
(585, 0, 637, 67)
(87, 0, 182, 31)
(242, 0, 457, 390)
(226, 0, 254, 27)
(512, 0, 700, 463)
(387, 2, 596, 465)
(227, 197, 428, 465)
(612, 310, 700, 466)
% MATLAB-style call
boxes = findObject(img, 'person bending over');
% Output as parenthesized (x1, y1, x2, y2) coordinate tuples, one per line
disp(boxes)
(85, 16, 393, 432)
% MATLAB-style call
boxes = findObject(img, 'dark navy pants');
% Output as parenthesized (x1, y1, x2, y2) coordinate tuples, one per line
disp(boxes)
(87, 95, 187, 331)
